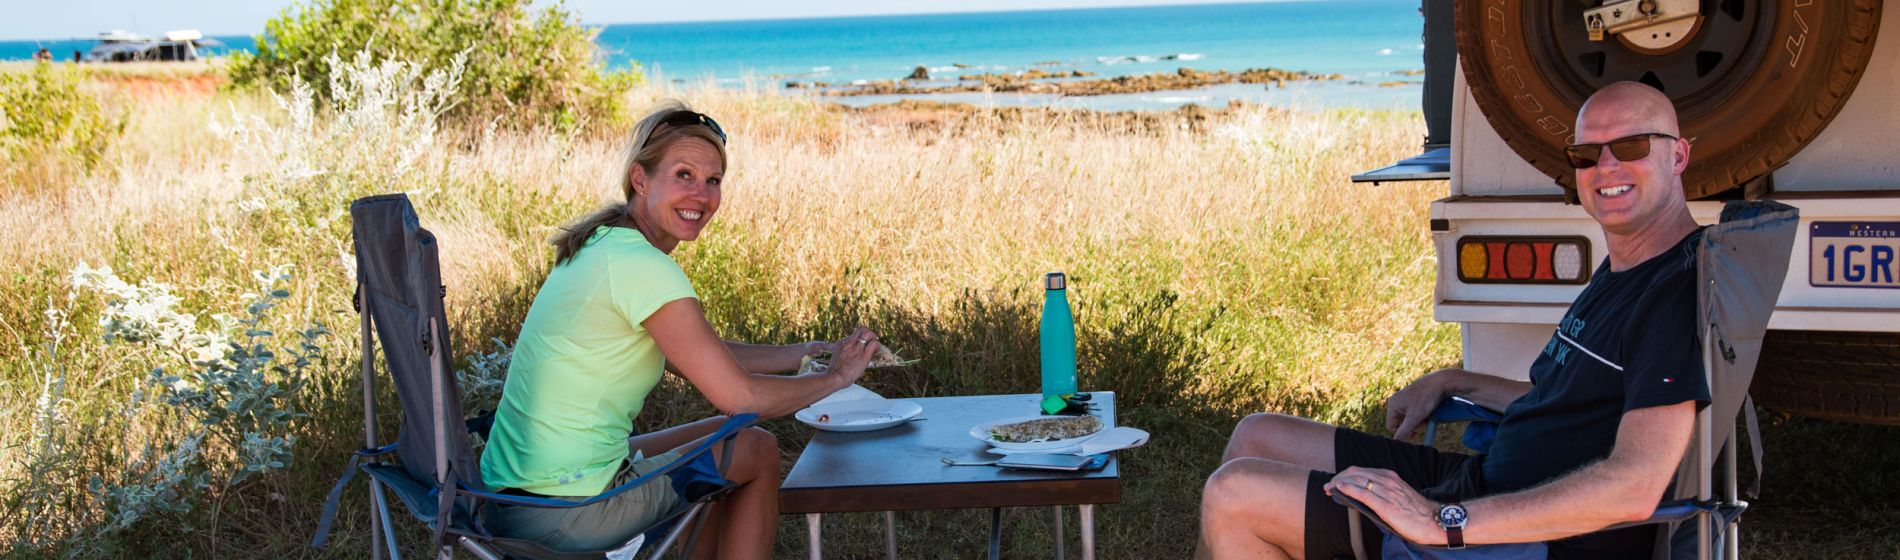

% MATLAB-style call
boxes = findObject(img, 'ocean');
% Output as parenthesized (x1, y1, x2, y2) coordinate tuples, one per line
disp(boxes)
(1, 0, 1426, 111)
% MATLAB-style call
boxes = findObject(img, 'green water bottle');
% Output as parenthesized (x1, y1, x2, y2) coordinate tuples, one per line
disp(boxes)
(1040, 272, 1078, 414)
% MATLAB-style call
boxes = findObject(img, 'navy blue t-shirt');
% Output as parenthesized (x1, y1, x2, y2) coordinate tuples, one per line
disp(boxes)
(1442, 228, 1712, 558)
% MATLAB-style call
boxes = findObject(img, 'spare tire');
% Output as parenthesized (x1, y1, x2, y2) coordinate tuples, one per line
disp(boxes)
(1456, 0, 1882, 200)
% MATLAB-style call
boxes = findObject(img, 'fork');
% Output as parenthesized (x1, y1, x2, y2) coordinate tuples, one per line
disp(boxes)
(939, 458, 999, 467)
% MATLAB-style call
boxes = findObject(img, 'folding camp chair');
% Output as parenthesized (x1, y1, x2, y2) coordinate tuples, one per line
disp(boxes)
(310, 193, 758, 559)
(1340, 200, 1800, 560)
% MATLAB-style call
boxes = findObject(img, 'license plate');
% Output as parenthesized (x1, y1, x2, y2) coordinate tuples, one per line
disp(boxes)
(1810, 221, 1900, 289)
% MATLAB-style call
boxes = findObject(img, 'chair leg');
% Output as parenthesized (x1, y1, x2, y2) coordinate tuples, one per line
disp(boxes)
(456, 536, 503, 560)
(649, 501, 707, 558)
(372, 480, 403, 560)
(1347, 510, 1369, 560)
(682, 500, 715, 556)
(369, 478, 385, 560)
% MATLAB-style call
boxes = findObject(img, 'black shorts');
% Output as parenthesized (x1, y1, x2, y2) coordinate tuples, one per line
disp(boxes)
(1302, 427, 1479, 560)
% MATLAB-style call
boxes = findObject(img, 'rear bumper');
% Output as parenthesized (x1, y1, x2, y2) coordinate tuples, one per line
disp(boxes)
(1430, 194, 1900, 333)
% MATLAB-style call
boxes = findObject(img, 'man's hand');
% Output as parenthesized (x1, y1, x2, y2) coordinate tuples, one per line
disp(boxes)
(1385, 370, 1450, 442)
(1324, 467, 1446, 546)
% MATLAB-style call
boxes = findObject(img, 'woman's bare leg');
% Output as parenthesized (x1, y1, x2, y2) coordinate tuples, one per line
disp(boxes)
(692, 427, 778, 559)
(630, 416, 779, 560)
(627, 416, 728, 457)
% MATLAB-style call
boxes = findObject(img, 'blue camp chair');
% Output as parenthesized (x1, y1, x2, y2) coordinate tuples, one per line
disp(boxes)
(1339, 200, 1800, 560)
(310, 193, 756, 559)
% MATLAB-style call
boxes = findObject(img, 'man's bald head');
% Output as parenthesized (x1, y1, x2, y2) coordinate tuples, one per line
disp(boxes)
(1570, 81, 1696, 260)
(1577, 81, 1679, 140)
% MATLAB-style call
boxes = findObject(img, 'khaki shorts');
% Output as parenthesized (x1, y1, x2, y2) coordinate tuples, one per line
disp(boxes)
(484, 450, 685, 552)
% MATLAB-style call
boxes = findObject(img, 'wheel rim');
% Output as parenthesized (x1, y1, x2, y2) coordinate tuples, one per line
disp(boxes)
(1530, 0, 1773, 124)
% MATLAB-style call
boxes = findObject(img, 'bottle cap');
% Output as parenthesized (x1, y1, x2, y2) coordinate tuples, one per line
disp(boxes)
(1045, 272, 1067, 290)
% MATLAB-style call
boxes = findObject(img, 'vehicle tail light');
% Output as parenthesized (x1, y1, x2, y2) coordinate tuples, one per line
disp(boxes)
(1455, 236, 1591, 285)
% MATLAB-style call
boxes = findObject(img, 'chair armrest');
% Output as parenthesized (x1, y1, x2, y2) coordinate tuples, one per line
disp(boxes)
(1600, 498, 1723, 531)
(1428, 396, 1505, 424)
(465, 413, 761, 509)
(1424, 396, 1505, 453)
(1333, 492, 1400, 536)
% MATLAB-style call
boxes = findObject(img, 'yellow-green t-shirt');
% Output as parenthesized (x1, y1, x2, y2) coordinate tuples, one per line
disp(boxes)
(479, 227, 697, 496)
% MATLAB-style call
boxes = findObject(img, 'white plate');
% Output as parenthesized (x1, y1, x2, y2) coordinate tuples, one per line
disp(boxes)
(796, 399, 923, 432)
(969, 415, 1108, 451)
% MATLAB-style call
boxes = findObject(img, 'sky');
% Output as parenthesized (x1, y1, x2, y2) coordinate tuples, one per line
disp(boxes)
(0, 0, 1299, 41)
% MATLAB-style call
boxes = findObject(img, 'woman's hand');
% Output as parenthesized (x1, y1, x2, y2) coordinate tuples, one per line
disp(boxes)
(798, 339, 836, 359)
(825, 326, 881, 388)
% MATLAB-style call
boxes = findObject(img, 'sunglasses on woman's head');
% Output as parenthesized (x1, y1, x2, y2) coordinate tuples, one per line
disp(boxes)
(655, 111, 727, 145)
(1564, 132, 1676, 169)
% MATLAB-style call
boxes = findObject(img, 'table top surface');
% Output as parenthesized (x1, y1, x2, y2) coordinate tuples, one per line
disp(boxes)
(779, 392, 1121, 514)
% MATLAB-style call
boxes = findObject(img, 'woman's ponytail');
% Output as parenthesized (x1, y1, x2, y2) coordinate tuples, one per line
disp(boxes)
(551, 203, 628, 265)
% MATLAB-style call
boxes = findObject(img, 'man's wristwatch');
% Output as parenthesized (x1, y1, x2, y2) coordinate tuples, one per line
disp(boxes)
(1437, 503, 1468, 549)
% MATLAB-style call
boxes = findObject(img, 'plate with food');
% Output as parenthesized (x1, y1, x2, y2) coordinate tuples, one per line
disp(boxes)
(796, 399, 924, 433)
(796, 345, 919, 375)
(969, 414, 1107, 451)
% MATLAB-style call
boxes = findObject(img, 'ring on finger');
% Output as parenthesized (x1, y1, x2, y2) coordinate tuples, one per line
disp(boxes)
(1365, 480, 1375, 491)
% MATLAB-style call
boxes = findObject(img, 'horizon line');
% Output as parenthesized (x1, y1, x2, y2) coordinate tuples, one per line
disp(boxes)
(0, 0, 1327, 43)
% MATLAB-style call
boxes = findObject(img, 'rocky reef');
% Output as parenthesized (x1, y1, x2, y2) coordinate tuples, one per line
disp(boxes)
(797, 66, 1345, 97)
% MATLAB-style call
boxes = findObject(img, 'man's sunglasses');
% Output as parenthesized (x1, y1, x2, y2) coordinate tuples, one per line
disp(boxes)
(654, 110, 727, 146)
(1564, 132, 1677, 169)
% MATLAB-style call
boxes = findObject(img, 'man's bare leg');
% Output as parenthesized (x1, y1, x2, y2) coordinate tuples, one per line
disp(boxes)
(1222, 413, 1340, 471)
(1197, 457, 1317, 560)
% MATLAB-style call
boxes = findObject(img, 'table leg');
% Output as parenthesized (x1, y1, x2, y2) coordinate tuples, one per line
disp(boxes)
(806, 513, 823, 560)
(1054, 507, 1065, 560)
(884, 511, 897, 560)
(1080, 504, 1095, 560)
(988, 507, 1003, 560)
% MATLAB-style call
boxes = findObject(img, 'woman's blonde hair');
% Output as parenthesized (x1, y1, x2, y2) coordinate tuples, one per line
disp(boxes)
(552, 101, 729, 264)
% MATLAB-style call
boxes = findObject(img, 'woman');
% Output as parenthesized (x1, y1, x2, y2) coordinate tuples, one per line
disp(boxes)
(480, 102, 881, 558)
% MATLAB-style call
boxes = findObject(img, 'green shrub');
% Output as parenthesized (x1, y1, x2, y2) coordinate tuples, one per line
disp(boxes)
(0, 62, 124, 196)
(1, 263, 327, 552)
(228, 0, 641, 129)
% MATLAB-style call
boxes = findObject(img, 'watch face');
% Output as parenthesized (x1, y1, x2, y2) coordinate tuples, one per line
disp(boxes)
(1438, 504, 1468, 527)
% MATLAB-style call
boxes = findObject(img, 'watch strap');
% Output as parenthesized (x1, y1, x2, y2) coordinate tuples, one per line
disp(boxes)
(1438, 503, 1468, 549)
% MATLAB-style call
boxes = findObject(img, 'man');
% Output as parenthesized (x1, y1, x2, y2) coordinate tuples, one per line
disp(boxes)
(1198, 81, 1710, 559)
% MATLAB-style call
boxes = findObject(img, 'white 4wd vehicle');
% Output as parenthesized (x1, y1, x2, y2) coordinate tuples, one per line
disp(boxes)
(1359, 0, 1900, 424)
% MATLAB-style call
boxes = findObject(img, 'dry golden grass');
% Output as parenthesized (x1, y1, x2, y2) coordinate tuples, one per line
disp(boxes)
(0, 68, 1452, 556)
(14, 69, 1894, 559)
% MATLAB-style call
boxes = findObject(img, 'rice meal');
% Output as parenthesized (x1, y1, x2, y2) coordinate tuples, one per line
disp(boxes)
(990, 415, 1103, 443)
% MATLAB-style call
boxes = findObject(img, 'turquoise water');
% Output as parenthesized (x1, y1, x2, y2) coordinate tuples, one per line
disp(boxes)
(599, 2, 1422, 84)
(0, 36, 254, 62)
(1, 1, 1425, 110)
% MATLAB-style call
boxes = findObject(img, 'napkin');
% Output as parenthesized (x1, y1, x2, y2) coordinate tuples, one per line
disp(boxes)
(987, 426, 1151, 456)
(811, 384, 884, 407)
